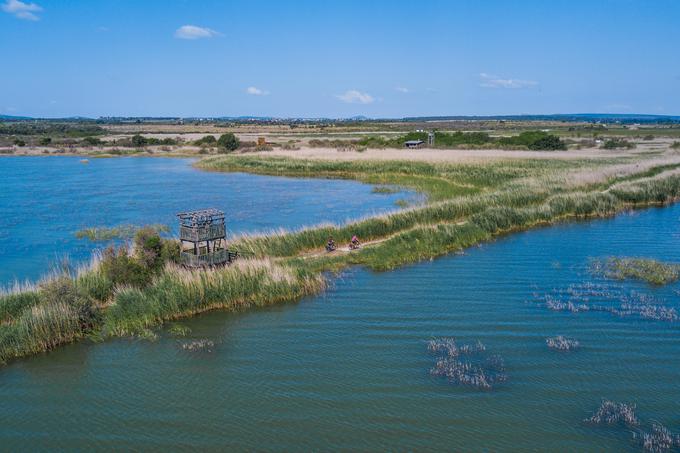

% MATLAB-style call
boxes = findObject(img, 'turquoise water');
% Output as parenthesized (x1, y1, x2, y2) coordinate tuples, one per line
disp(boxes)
(0, 156, 416, 286)
(1, 158, 679, 451)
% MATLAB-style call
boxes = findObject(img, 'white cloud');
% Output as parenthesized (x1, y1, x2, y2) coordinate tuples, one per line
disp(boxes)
(335, 90, 374, 104)
(2, 0, 42, 20)
(246, 86, 269, 96)
(395, 86, 410, 93)
(479, 73, 538, 89)
(174, 25, 222, 40)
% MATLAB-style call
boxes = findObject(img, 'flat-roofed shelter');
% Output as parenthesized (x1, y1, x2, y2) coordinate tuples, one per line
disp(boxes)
(404, 139, 424, 149)
(177, 208, 235, 267)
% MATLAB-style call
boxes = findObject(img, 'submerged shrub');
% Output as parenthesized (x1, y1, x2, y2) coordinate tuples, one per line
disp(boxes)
(546, 335, 579, 351)
(180, 339, 215, 352)
(585, 400, 639, 427)
(637, 423, 680, 452)
(427, 337, 506, 390)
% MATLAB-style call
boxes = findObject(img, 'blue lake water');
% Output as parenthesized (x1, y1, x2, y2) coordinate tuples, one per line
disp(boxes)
(0, 156, 416, 286)
(1, 157, 679, 451)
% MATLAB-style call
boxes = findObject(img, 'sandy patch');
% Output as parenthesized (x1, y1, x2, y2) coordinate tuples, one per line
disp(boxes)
(246, 146, 653, 163)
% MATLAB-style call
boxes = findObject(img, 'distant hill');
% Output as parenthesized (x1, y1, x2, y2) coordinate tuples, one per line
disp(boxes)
(0, 114, 32, 120)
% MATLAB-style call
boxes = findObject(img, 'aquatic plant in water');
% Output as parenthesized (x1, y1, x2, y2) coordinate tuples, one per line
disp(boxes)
(533, 282, 678, 322)
(75, 224, 170, 242)
(585, 400, 639, 427)
(180, 339, 215, 352)
(587, 400, 680, 452)
(636, 423, 680, 452)
(591, 257, 680, 286)
(427, 337, 506, 390)
(546, 336, 579, 351)
(168, 324, 191, 337)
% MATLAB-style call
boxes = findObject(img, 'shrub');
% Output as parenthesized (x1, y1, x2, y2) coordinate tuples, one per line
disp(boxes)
(131, 134, 148, 147)
(13, 138, 26, 147)
(39, 276, 100, 332)
(82, 136, 102, 146)
(39, 137, 52, 146)
(217, 133, 240, 152)
(671, 141, 680, 149)
(134, 227, 164, 270)
(602, 139, 634, 149)
(194, 135, 217, 146)
(434, 131, 491, 147)
(100, 246, 150, 288)
(497, 131, 567, 150)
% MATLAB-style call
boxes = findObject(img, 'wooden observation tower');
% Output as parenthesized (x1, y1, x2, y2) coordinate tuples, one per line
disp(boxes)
(177, 208, 236, 267)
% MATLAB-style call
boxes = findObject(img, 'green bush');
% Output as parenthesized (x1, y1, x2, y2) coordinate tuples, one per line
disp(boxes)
(434, 131, 491, 146)
(100, 246, 150, 287)
(602, 139, 635, 149)
(497, 131, 566, 150)
(82, 136, 102, 146)
(217, 133, 240, 152)
(39, 137, 52, 146)
(194, 135, 217, 146)
(38, 276, 100, 332)
(131, 134, 148, 147)
(13, 138, 26, 147)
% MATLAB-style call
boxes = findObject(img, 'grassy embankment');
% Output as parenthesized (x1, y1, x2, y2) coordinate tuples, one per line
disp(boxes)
(3, 153, 680, 364)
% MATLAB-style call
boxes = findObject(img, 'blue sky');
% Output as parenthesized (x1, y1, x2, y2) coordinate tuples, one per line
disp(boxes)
(1, 0, 679, 118)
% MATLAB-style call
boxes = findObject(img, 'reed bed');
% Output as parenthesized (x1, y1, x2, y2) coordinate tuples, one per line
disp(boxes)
(533, 282, 678, 322)
(427, 337, 507, 390)
(636, 423, 680, 452)
(591, 257, 680, 286)
(75, 223, 170, 241)
(168, 324, 191, 337)
(585, 400, 639, 427)
(545, 336, 580, 351)
(102, 259, 325, 336)
(586, 400, 680, 452)
(180, 339, 215, 352)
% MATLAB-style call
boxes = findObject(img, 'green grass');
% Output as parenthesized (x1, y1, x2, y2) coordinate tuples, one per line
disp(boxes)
(592, 257, 680, 285)
(75, 224, 170, 241)
(102, 260, 325, 336)
(372, 185, 401, 194)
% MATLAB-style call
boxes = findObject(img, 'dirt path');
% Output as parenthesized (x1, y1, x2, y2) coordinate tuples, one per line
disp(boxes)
(299, 220, 469, 260)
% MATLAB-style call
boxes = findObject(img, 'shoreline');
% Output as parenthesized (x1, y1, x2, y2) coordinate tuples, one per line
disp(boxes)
(2, 151, 680, 365)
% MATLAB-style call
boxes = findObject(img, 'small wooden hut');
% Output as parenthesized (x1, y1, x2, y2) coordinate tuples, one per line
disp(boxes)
(404, 139, 424, 149)
(177, 208, 236, 267)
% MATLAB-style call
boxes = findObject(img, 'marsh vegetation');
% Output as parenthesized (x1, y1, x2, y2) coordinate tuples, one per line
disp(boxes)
(3, 142, 680, 364)
(591, 257, 680, 286)
(75, 224, 170, 241)
(427, 337, 507, 390)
